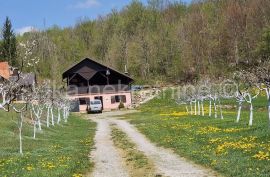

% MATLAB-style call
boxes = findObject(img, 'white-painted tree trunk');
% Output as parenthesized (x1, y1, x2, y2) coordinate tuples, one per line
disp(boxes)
(201, 100, 204, 116)
(265, 89, 270, 127)
(57, 108, 61, 124)
(32, 105, 42, 131)
(50, 107, 55, 126)
(30, 109, 36, 139)
(46, 106, 50, 127)
(244, 93, 256, 126)
(198, 101, 201, 115)
(249, 103, 253, 126)
(19, 112, 23, 154)
(268, 102, 270, 127)
(64, 108, 68, 122)
(236, 102, 242, 123)
(194, 101, 197, 115)
(209, 99, 212, 117)
(218, 98, 224, 119)
(190, 102, 193, 115)
(33, 121, 36, 139)
(37, 118, 42, 131)
(214, 100, 217, 119)
(185, 106, 189, 115)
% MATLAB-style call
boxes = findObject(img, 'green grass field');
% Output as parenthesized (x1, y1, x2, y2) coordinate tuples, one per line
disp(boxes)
(126, 90, 270, 177)
(0, 111, 96, 177)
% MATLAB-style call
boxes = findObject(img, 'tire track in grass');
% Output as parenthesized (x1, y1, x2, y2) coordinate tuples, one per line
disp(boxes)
(111, 126, 157, 177)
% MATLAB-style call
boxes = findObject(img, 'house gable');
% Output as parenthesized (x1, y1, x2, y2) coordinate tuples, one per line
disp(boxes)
(62, 58, 133, 85)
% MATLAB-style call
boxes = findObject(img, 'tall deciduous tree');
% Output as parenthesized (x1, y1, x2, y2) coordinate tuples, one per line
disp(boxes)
(0, 17, 17, 66)
(15, 0, 270, 84)
(258, 27, 270, 61)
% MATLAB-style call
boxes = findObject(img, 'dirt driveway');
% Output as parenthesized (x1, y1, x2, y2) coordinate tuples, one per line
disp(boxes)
(87, 110, 218, 177)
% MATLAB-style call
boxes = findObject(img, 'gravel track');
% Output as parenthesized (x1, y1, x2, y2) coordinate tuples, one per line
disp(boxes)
(89, 110, 218, 177)
(89, 118, 129, 177)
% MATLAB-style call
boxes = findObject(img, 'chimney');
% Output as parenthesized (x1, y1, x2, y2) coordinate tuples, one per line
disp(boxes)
(124, 65, 129, 75)
(12, 68, 19, 76)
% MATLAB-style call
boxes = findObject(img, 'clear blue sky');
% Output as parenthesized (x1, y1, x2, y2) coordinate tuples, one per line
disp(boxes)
(0, 0, 190, 34)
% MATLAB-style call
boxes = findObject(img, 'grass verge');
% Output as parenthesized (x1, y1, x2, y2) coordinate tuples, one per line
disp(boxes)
(111, 126, 156, 177)
(0, 111, 96, 177)
(125, 89, 270, 177)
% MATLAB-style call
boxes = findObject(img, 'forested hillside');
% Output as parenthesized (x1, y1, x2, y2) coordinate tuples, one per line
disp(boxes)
(16, 0, 270, 84)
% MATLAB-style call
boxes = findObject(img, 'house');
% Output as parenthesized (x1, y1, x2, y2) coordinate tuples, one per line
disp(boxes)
(62, 58, 134, 112)
(0, 61, 37, 102)
(0, 61, 37, 86)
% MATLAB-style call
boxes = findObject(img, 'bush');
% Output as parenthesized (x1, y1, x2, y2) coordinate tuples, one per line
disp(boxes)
(118, 102, 125, 109)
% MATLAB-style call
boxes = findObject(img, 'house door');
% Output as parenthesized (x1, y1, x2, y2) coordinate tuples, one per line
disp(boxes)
(94, 96, 104, 110)
(79, 97, 90, 112)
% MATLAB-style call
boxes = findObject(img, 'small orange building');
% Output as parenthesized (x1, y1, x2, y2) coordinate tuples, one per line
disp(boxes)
(0, 61, 36, 85)
(62, 58, 133, 112)
(0, 62, 11, 81)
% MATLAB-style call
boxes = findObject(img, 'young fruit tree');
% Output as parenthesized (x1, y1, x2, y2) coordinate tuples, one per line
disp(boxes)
(175, 86, 191, 115)
(44, 86, 54, 127)
(255, 61, 270, 127)
(234, 70, 260, 126)
(0, 75, 32, 154)
(30, 83, 48, 138)
(0, 40, 51, 154)
(197, 81, 212, 117)
(184, 84, 197, 115)
(208, 83, 224, 119)
(233, 71, 247, 123)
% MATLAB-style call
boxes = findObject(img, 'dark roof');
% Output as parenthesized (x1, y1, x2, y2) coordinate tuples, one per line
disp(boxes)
(62, 58, 133, 82)
(9, 73, 36, 86)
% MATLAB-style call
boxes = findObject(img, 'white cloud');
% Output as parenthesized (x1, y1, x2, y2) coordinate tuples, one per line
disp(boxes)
(15, 26, 37, 35)
(73, 0, 100, 9)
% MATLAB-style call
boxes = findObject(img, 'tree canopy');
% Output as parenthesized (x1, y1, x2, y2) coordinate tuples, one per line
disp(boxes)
(2, 0, 270, 84)
(0, 17, 17, 66)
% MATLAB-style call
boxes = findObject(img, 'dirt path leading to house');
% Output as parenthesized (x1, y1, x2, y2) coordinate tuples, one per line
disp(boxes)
(88, 110, 218, 177)
(89, 118, 129, 177)
(112, 119, 217, 177)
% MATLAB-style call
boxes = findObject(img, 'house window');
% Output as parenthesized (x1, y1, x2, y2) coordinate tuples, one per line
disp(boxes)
(79, 97, 90, 105)
(111, 95, 126, 104)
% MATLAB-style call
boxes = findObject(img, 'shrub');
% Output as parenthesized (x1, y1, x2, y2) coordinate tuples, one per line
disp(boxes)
(118, 102, 125, 109)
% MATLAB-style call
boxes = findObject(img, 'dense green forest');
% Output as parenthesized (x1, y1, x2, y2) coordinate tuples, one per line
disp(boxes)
(2, 0, 270, 84)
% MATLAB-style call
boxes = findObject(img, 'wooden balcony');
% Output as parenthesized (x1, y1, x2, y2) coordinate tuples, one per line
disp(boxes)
(67, 84, 131, 95)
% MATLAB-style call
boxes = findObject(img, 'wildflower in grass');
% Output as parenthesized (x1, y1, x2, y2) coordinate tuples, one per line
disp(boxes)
(73, 174, 83, 177)
(209, 138, 223, 144)
(197, 126, 221, 134)
(160, 111, 188, 117)
(214, 138, 258, 155)
(253, 151, 270, 160)
(163, 136, 173, 143)
(216, 144, 226, 154)
(47, 164, 56, 169)
(26, 164, 34, 171)
(223, 128, 247, 133)
(43, 162, 56, 170)
(170, 124, 193, 130)
(210, 160, 217, 166)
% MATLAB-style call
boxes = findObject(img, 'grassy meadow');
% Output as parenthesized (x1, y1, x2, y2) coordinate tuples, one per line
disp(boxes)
(0, 111, 96, 177)
(126, 90, 270, 177)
